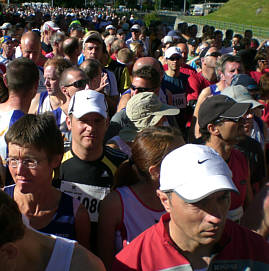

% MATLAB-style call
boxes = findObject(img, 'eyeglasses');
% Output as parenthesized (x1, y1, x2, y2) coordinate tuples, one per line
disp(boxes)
(6, 158, 40, 169)
(64, 79, 88, 89)
(168, 56, 181, 61)
(130, 84, 155, 93)
(214, 117, 244, 124)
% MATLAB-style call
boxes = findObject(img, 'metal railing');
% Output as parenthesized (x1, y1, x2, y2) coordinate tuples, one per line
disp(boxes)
(179, 16, 269, 38)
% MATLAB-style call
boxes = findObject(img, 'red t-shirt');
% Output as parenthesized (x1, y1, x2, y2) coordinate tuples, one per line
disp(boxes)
(187, 71, 216, 102)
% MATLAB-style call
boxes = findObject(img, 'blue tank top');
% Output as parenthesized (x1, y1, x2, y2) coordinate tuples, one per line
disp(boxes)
(37, 91, 63, 127)
(210, 84, 221, 96)
(4, 184, 76, 240)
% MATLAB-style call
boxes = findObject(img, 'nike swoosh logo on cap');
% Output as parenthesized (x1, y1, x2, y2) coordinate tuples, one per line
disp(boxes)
(198, 159, 209, 164)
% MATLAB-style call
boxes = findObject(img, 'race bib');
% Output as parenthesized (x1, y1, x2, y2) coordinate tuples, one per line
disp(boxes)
(172, 93, 187, 109)
(60, 181, 110, 222)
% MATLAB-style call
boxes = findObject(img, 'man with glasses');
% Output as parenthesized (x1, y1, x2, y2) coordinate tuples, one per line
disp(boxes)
(59, 90, 127, 251)
(192, 54, 243, 139)
(126, 24, 141, 48)
(198, 95, 253, 222)
(112, 144, 269, 271)
(59, 67, 89, 149)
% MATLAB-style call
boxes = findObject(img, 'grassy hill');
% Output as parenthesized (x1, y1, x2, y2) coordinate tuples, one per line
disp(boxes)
(205, 0, 269, 28)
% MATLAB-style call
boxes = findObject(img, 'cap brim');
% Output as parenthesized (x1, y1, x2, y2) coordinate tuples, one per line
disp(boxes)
(239, 99, 263, 109)
(174, 174, 239, 203)
(220, 102, 251, 119)
(153, 104, 180, 117)
(73, 107, 106, 119)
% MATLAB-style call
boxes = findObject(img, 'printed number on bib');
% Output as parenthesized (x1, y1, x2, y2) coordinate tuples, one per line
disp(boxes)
(172, 93, 186, 109)
(60, 181, 110, 222)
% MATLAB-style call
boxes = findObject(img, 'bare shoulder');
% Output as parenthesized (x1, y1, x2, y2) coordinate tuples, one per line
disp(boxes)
(28, 92, 41, 114)
(70, 243, 106, 271)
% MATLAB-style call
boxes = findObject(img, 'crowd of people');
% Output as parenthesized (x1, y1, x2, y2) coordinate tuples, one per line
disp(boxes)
(1, 4, 269, 270)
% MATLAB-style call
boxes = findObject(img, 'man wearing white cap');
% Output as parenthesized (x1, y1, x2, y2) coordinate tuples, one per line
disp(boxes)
(112, 144, 269, 270)
(106, 24, 116, 36)
(162, 46, 191, 138)
(41, 21, 60, 56)
(126, 24, 141, 49)
(59, 90, 127, 251)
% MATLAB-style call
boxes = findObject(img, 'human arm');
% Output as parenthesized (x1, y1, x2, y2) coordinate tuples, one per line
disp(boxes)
(117, 93, 131, 112)
(70, 243, 106, 271)
(74, 202, 91, 250)
(190, 86, 212, 140)
(97, 190, 123, 271)
(241, 183, 269, 239)
(28, 93, 41, 114)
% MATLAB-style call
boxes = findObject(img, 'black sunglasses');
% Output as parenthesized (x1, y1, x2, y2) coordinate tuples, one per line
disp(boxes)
(130, 84, 155, 93)
(65, 79, 88, 89)
(214, 117, 243, 124)
(206, 52, 222, 57)
(168, 56, 181, 61)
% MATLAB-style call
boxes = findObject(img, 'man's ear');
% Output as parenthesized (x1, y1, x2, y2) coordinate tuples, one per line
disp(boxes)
(3, 73, 8, 88)
(51, 154, 63, 168)
(149, 165, 160, 181)
(66, 115, 72, 131)
(157, 190, 172, 213)
(207, 123, 220, 136)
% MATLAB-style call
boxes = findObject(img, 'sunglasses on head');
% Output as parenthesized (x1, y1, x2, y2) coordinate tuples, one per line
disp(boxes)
(65, 79, 88, 89)
(130, 84, 155, 93)
(168, 55, 181, 61)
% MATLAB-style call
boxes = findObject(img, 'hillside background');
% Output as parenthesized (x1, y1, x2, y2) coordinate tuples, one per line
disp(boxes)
(205, 0, 269, 27)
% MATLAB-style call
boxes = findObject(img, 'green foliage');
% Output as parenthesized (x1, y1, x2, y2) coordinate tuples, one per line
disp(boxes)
(205, 0, 269, 27)
(144, 12, 159, 27)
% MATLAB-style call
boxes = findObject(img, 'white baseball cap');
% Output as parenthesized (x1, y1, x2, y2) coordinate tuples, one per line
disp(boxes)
(130, 24, 141, 31)
(0, 22, 12, 30)
(43, 21, 60, 31)
(68, 90, 108, 119)
(106, 24, 116, 30)
(165, 46, 182, 59)
(160, 144, 238, 203)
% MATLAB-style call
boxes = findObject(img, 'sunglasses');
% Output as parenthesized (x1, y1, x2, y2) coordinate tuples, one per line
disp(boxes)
(214, 117, 244, 124)
(131, 30, 140, 33)
(206, 52, 222, 57)
(130, 84, 155, 93)
(168, 56, 181, 61)
(65, 79, 88, 89)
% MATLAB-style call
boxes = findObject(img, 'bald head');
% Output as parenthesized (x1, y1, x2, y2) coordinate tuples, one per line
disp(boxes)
(133, 57, 162, 74)
(21, 31, 41, 64)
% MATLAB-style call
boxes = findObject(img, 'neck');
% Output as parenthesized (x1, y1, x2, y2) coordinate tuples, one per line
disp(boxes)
(49, 91, 66, 109)
(206, 138, 232, 161)
(14, 184, 58, 214)
(168, 219, 214, 255)
(166, 69, 180, 77)
(202, 68, 216, 82)
(0, 92, 32, 113)
(72, 144, 104, 162)
(65, 55, 77, 66)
